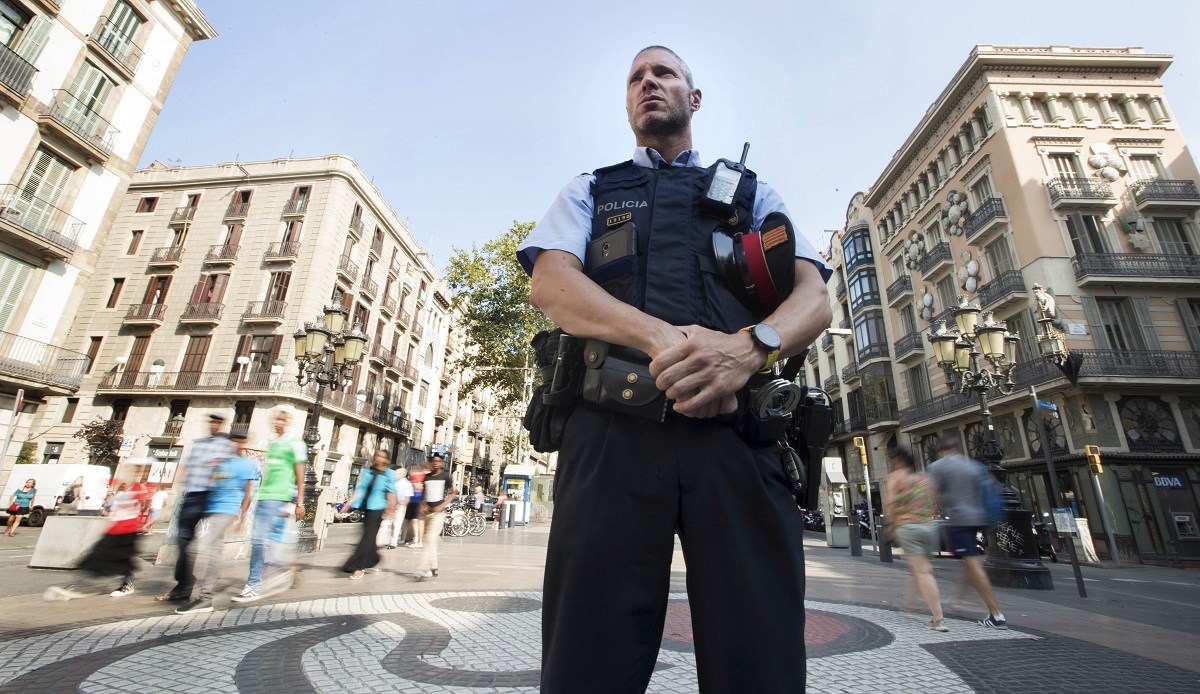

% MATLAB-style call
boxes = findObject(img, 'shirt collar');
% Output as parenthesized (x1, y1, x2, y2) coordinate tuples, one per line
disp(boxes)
(633, 147, 702, 169)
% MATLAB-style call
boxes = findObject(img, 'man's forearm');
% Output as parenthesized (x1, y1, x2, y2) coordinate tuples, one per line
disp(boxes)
(762, 260, 833, 360)
(530, 250, 682, 358)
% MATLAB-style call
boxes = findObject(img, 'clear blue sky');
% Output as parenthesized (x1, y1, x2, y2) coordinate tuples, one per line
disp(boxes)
(141, 0, 1200, 269)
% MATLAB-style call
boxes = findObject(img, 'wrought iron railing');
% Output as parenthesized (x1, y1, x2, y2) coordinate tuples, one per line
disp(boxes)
(0, 42, 36, 98)
(1128, 178, 1200, 206)
(823, 375, 840, 392)
(963, 196, 1006, 240)
(398, 309, 413, 328)
(124, 303, 166, 322)
(893, 332, 924, 358)
(0, 183, 83, 252)
(841, 362, 859, 382)
(338, 254, 359, 280)
(41, 90, 118, 155)
(898, 391, 973, 427)
(360, 276, 378, 297)
(371, 344, 394, 365)
(229, 422, 251, 440)
(0, 329, 89, 390)
(1072, 253, 1200, 279)
(170, 206, 196, 224)
(148, 246, 183, 264)
(1046, 176, 1113, 203)
(1012, 358, 1061, 388)
(978, 270, 1026, 307)
(204, 244, 238, 262)
(382, 295, 397, 314)
(916, 241, 952, 275)
(1076, 349, 1200, 379)
(436, 405, 451, 420)
(348, 217, 364, 236)
(846, 416, 868, 432)
(839, 316, 851, 330)
(265, 240, 300, 260)
(283, 198, 309, 215)
(224, 202, 250, 219)
(835, 281, 846, 299)
(243, 300, 286, 320)
(886, 275, 912, 303)
(370, 237, 383, 257)
(181, 302, 223, 321)
(821, 333, 834, 350)
(401, 364, 418, 382)
(928, 306, 954, 328)
(91, 15, 144, 73)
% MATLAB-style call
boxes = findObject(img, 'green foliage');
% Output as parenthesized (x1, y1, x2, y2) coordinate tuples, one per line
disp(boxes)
(73, 418, 124, 471)
(445, 220, 552, 408)
(15, 441, 35, 466)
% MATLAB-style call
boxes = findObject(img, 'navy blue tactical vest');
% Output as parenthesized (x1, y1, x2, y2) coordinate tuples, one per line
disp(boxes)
(587, 161, 760, 334)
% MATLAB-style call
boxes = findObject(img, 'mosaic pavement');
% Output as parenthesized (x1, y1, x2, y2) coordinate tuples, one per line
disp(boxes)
(0, 591, 1195, 693)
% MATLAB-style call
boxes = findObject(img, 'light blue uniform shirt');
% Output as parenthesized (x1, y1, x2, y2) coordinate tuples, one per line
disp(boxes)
(517, 147, 832, 283)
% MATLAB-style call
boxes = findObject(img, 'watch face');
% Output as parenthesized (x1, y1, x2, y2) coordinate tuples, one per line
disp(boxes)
(753, 323, 782, 351)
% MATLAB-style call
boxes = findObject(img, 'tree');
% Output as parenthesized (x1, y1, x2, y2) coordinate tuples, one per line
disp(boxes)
(444, 220, 553, 409)
(73, 419, 124, 471)
(15, 441, 35, 466)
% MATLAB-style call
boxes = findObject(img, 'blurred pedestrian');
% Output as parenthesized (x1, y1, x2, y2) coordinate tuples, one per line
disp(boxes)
(342, 449, 397, 579)
(143, 487, 169, 534)
(405, 462, 427, 547)
(156, 413, 236, 604)
(58, 477, 83, 516)
(6, 478, 36, 536)
(232, 409, 306, 603)
(176, 431, 259, 614)
(928, 433, 1007, 629)
(413, 452, 455, 580)
(44, 470, 151, 600)
(884, 447, 948, 631)
(386, 466, 414, 549)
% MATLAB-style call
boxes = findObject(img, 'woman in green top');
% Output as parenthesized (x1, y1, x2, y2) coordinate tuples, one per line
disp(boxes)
(884, 448, 948, 632)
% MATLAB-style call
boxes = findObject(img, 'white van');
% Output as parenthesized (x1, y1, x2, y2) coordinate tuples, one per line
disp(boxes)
(2, 464, 112, 527)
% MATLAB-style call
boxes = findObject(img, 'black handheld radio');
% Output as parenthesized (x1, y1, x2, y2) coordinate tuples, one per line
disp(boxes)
(701, 142, 750, 222)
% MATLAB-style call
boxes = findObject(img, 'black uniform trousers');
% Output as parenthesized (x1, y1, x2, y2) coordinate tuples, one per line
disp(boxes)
(172, 490, 209, 596)
(541, 405, 806, 693)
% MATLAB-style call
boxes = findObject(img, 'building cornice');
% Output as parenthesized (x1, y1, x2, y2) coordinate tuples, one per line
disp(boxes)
(163, 0, 218, 40)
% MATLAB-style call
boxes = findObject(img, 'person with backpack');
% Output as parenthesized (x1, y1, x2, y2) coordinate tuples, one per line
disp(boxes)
(928, 433, 1007, 629)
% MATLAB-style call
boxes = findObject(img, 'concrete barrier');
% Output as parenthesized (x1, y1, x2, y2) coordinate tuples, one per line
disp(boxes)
(29, 516, 109, 569)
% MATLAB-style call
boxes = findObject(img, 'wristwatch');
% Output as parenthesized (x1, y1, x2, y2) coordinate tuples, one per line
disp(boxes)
(742, 323, 782, 374)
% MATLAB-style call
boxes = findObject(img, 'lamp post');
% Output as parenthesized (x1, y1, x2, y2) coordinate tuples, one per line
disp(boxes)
(293, 305, 367, 552)
(928, 296, 1052, 589)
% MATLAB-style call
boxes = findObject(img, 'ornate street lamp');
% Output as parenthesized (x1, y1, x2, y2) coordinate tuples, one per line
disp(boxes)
(292, 305, 367, 552)
(928, 296, 1051, 589)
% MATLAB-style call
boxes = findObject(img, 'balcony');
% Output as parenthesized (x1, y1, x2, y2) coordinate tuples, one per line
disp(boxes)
(964, 196, 1008, 245)
(436, 405, 451, 421)
(806, 348, 817, 364)
(838, 316, 851, 330)
(0, 183, 83, 260)
(1012, 358, 1062, 388)
(337, 254, 359, 283)
(927, 307, 954, 329)
(1076, 349, 1200, 381)
(0, 42, 36, 107)
(388, 260, 401, 278)
(370, 236, 383, 257)
(100, 370, 275, 393)
(38, 90, 119, 163)
(867, 401, 899, 429)
(147, 245, 183, 268)
(894, 332, 924, 363)
(856, 342, 890, 362)
(180, 302, 223, 325)
(360, 276, 379, 300)
(400, 363, 418, 384)
(1071, 253, 1200, 287)
(88, 15, 144, 79)
(123, 303, 166, 327)
(410, 323, 424, 343)
(898, 391, 973, 428)
(841, 362, 859, 383)
(978, 269, 1027, 310)
(823, 375, 840, 392)
(163, 417, 183, 438)
(348, 217, 364, 238)
(821, 333, 834, 351)
(283, 199, 308, 216)
(916, 241, 952, 278)
(26, 0, 60, 16)
(203, 244, 239, 265)
(1128, 178, 1200, 212)
(370, 343, 393, 367)
(398, 309, 413, 329)
(264, 240, 300, 262)
(381, 295, 397, 316)
(229, 422, 250, 440)
(835, 281, 846, 299)
(0, 329, 89, 393)
(846, 416, 867, 433)
(1046, 176, 1115, 209)
(224, 202, 250, 219)
(242, 300, 287, 324)
(886, 275, 913, 305)
(169, 206, 196, 225)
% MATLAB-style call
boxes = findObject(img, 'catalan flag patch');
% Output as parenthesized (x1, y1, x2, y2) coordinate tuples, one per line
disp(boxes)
(762, 224, 788, 251)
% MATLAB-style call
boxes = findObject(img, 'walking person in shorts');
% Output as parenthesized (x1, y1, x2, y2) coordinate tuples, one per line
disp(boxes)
(884, 447, 948, 631)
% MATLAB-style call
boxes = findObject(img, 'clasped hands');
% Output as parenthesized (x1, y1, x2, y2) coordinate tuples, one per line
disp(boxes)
(648, 324, 763, 419)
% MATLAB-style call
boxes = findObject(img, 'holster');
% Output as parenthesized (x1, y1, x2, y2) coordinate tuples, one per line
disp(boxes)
(522, 329, 583, 453)
(579, 340, 668, 423)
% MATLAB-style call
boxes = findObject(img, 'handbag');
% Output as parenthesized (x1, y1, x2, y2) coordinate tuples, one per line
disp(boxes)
(7, 503, 20, 513)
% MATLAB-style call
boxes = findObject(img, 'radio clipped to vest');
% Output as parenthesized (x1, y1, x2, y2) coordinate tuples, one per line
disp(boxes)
(701, 142, 751, 224)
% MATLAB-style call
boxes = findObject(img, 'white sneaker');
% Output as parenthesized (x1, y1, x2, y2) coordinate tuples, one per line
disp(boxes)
(109, 582, 135, 597)
(413, 570, 433, 580)
(231, 587, 261, 603)
(409, 542, 423, 548)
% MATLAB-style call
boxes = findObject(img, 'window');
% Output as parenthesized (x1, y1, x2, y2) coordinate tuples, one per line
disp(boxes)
(42, 442, 63, 465)
(969, 175, 994, 207)
(282, 220, 302, 243)
(841, 227, 873, 272)
(96, 1, 142, 63)
(1181, 299, 1200, 351)
(935, 275, 956, 311)
(890, 254, 906, 280)
(106, 278, 125, 308)
(266, 272, 290, 302)
(924, 217, 943, 245)
(85, 336, 102, 374)
(424, 345, 435, 367)
(111, 399, 131, 423)
(1153, 218, 1195, 256)
(184, 193, 200, 209)
(899, 304, 918, 336)
(1048, 153, 1080, 178)
(420, 382, 430, 408)
(189, 273, 229, 304)
(352, 303, 369, 331)
(127, 230, 143, 254)
(983, 235, 1017, 276)
(61, 398, 79, 423)
(141, 276, 171, 305)
(847, 269, 880, 312)
(853, 310, 888, 360)
(136, 196, 157, 213)
(1128, 154, 1164, 180)
(12, 148, 74, 232)
(223, 223, 243, 246)
(233, 401, 254, 435)
(65, 61, 115, 126)
(1097, 298, 1145, 351)
(167, 400, 189, 435)
(905, 364, 932, 405)
(234, 334, 281, 373)
(1065, 214, 1110, 255)
(1005, 310, 1039, 363)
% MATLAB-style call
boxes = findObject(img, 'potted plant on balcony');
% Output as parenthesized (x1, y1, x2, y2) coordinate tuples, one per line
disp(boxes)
(148, 358, 166, 387)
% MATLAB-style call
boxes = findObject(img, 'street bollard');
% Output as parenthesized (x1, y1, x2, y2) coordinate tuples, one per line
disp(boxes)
(849, 523, 862, 557)
(879, 517, 893, 563)
(506, 503, 515, 528)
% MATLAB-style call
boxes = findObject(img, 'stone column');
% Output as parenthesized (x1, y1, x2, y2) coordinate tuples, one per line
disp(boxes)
(1096, 93, 1120, 123)
(969, 116, 985, 142)
(916, 178, 928, 202)
(1017, 92, 1036, 122)
(1121, 94, 1146, 124)
(1069, 93, 1092, 123)
(1045, 92, 1067, 123)
(926, 168, 939, 193)
(957, 131, 973, 157)
(946, 143, 961, 168)
(1147, 95, 1169, 124)
(935, 157, 947, 181)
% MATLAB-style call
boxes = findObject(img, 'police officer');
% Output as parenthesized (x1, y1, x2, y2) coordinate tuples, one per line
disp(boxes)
(518, 46, 832, 692)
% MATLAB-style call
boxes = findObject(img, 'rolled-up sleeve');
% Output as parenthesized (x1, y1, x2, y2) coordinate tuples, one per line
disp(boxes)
(754, 182, 833, 284)
(517, 174, 595, 276)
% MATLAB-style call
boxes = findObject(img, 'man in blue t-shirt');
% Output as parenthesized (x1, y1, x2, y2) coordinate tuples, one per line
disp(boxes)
(176, 431, 259, 615)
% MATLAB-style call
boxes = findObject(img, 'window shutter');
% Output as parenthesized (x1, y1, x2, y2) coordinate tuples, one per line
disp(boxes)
(12, 15, 51, 63)
(231, 335, 249, 371)
(211, 274, 229, 303)
(189, 276, 208, 303)
(1079, 296, 1109, 349)
(1178, 298, 1200, 350)
(0, 254, 34, 331)
(1130, 297, 1161, 350)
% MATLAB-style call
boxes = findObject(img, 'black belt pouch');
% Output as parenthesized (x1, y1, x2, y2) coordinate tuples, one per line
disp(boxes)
(579, 340, 668, 422)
